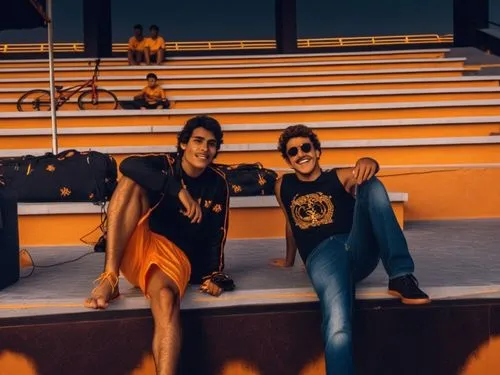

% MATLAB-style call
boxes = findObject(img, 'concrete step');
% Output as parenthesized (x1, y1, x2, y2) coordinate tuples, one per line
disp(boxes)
(0, 58, 466, 79)
(6, 87, 500, 112)
(2, 99, 500, 128)
(0, 68, 467, 88)
(13, 163, 500, 246)
(0, 48, 451, 68)
(16, 193, 407, 246)
(2, 135, 500, 166)
(2, 117, 500, 149)
(1, 75, 498, 98)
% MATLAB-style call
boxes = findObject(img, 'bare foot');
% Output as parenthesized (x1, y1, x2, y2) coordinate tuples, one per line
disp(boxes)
(84, 273, 120, 310)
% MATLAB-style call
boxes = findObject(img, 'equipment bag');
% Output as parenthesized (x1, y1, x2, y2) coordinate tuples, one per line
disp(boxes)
(0, 149, 117, 203)
(214, 163, 278, 196)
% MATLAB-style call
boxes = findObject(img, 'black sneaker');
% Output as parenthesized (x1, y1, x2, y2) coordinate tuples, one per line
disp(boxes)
(388, 274, 431, 305)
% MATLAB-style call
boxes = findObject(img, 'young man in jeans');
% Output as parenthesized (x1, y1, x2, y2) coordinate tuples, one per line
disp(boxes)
(272, 124, 430, 375)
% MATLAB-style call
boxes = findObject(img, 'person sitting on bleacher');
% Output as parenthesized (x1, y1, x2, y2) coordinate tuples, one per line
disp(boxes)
(145, 24, 166, 65)
(128, 24, 147, 65)
(272, 124, 430, 375)
(84, 115, 234, 375)
(130, 73, 170, 110)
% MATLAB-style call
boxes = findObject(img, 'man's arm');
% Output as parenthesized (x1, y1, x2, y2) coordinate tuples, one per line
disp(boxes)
(271, 176, 298, 268)
(160, 88, 167, 101)
(133, 88, 146, 101)
(120, 155, 203, 223)
(199, 171, 231, 296)
(205, 173, 230, 274)
(284, 219, 298, 267)
(127, 37, 134, 51)
(119, 155, 181, 196)
(158, 36, 166, 50)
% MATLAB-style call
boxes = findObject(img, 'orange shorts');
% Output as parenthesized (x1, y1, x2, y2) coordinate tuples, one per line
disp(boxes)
(120, 210, 192, 297)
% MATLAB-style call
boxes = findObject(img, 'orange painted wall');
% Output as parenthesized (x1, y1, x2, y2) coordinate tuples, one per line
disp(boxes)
(379, 167, 500, 221)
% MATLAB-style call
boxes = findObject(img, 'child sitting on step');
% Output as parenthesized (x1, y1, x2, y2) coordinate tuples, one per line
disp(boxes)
(120, 73, 170, 110)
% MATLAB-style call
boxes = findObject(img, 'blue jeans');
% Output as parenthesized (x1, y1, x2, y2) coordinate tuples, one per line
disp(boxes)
(305, 177, 415, 375)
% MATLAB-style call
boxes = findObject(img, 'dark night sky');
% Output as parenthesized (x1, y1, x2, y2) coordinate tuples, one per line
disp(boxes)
(0, 0, 498, 44)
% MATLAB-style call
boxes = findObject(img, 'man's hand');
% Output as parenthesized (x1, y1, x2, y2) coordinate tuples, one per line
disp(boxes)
(200, 279, 223, 297)
(352, 158, 379, 185)
(178, 188, 202, 224)
(270, 258, 293, 268)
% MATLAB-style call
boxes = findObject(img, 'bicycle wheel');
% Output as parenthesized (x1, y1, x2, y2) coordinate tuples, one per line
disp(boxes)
(77, 89, 118, 110)
(17, 89, 52, 112)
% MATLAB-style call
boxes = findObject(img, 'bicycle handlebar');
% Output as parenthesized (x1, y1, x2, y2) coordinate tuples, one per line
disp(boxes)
(92, 58, 101, 77)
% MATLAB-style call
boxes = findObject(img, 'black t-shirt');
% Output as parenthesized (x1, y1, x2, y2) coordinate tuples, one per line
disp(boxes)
(279, 169, 355, 263)
(120, 153, 229, 282)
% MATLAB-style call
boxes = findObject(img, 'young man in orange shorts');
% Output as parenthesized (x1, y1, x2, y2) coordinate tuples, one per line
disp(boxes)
(84, 115, 233, 375)
(145, 24, 166, 65)
(128, 24, 147, 65)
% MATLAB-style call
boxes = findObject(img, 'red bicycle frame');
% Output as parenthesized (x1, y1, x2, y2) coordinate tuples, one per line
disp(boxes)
(53, 58, 101, 108)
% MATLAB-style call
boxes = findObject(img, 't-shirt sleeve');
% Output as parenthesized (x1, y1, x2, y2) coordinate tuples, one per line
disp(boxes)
(127, 37, 135, 50)
(203, 171, 230, 276)
(119, 155, 182, 197)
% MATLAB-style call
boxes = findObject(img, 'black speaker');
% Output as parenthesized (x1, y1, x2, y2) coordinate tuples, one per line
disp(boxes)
(0, 186, 20, 290)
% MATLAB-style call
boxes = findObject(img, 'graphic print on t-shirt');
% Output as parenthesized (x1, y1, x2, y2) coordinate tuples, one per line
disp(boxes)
(290, 192, 335, 230)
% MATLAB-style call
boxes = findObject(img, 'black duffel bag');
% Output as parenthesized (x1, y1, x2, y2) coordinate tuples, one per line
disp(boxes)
(214, 162, 278, 196)
(0, 149, 118, 203)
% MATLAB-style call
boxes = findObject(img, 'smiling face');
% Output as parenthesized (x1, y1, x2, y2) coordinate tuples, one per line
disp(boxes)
(285, 136, 321, 181)
(180, 127, 217, 177)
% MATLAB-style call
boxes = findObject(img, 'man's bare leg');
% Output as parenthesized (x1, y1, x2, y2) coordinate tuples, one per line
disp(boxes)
(156, 49, 165, 65)
(136, 50, 145, 65)
(144, 48, 151, 65)
(128, 50, 136, 65)
(84, 177, 149, 309)
(147, 266, 182, 375)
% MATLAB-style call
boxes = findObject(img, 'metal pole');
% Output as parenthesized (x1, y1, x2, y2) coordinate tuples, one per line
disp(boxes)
(47, 0, 58, 154)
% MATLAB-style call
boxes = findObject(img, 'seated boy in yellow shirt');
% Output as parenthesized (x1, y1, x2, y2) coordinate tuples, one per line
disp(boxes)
(131, 73, 169, 109)
(144, 24, 166, 65)
(128, 24, 147, 65)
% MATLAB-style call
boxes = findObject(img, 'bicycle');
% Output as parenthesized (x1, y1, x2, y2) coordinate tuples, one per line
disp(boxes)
(17, 58, 118, 111)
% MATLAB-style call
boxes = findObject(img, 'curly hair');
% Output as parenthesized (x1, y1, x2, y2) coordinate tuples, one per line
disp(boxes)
(177, 115, 223, 155)
(277, 124, 321, 159)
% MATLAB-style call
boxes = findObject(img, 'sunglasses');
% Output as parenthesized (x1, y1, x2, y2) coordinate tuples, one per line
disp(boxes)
(287, 143, 312, 157)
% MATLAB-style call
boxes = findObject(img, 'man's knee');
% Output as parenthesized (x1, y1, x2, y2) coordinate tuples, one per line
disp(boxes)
(325, 329, 351, 350)
(358, 177, 389, 205)
(109, 176, 148, 213)
(116, 176, 146, 197)
(151, 287, 179, 323)
(322, 308, 352, 351)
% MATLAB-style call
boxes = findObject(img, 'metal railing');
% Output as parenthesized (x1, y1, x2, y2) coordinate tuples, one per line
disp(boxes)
(0, 33, 453, 54)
